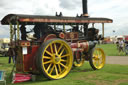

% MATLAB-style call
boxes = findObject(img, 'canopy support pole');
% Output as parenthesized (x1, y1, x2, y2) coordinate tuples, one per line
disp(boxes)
(9, 22, 14, 44)
(16, 21, 20, 40)
(102, 23, 104, 37)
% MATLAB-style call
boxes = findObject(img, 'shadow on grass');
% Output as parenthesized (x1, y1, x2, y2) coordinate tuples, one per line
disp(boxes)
(71, 67, 94, 73)
(5, 67, 94, 85)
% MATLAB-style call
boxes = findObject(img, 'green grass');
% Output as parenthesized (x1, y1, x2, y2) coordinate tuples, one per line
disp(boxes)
(0, 57, 128, 85)
(97, 44, 126, 56)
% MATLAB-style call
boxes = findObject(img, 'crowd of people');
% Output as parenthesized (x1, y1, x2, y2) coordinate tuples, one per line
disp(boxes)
(116, 39, 128, 55)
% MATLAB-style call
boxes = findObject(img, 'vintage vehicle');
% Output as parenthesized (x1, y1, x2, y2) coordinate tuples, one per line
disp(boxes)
(1, 0, 112, 80)
(0, 38, 10, 56)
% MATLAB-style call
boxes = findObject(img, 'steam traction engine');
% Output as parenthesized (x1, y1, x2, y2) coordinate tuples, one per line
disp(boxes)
(1, 0, 112, 80)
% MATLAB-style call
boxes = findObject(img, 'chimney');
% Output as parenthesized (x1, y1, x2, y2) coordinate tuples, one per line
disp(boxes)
(82, 0, 88, 17)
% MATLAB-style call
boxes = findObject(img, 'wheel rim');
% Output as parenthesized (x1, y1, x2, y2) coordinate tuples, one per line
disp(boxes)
(73, 52, 85, 67)
(92, 48, 105, 69)
(42, 40, 73, 79)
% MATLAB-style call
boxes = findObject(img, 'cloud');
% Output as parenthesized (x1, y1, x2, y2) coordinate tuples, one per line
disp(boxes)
(0, 25, 9, 38)
(87, 0, 128, 37)
(59, 0, 81, 10)
(0, 0, 128, 38)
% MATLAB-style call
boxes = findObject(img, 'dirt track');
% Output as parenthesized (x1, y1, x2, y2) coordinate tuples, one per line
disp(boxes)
(106, 56, 128, 65)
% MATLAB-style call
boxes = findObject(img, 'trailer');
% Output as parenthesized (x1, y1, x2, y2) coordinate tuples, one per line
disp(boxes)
(1, 0, 112, 80)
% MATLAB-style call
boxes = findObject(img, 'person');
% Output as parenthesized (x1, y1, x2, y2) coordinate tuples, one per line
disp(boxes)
(33, 24, 41, 39)
(72, 25, 79, 32)
(8, 48, 15, 64)
(20, 24, 27, 40)
(88, 28, 99, 41)
(124, 40, 128, 55)
(116, 40, 119, 50)
(118, 39, 124, 55)
(33, 23, 53, 39)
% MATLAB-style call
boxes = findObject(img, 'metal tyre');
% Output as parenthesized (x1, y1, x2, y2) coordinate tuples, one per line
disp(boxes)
(89, 48, 105, 70)
(73, 51, 85, 67)
(37, 38, 73, 80)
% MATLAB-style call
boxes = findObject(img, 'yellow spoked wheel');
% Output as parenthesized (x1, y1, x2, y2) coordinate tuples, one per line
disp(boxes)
(37, 38, 73, 80)
(89, 48, 105, 70)
(73, 51, 85, 67)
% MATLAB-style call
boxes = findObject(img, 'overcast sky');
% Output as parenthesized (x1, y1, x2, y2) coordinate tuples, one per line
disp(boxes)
(0, 0, 128, 38)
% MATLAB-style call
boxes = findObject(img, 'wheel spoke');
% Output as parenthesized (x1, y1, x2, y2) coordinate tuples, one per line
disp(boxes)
(93, 59, 97, 65)
(54, 43, 58, 55)
(99, 54, 102, 59)
(46, 63, 52, 72)
(60, 63, 67, 69)
(99, 51, 102, 58)
(50, 64, 55, 74)
(58, 64, 62, 73)
(96, 51, 99, 57)
(44, 56, 51, 59)
(61, 54, 70, 58)
(98, 60, 100, 65)
(97, 51, 101, 58)
(46, 50, 53, 57)
(94, 51, 97, 56)
(55, 65, 59, 75)
(100, 59, 103, 64)
(59, 49, 65, 56)
(96, 50, 99, 57)
(94, 50, 96, 54)
(61, 59, 67, 62)
(97, 60, 100, 66)
(44, 60, 52, 64)
(50, 44, 53, 54)
(57, 44, 63, 53)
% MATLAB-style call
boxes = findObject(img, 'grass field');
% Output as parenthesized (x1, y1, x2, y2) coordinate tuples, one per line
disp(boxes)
(0, 57, 128, 85)
(0, 44, 128, 85)
(97, 44, 126, 56)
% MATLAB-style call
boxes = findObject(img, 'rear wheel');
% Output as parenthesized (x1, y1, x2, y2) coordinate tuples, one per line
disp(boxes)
(89, 48, 105, 70)
(37, 38, 73, 80)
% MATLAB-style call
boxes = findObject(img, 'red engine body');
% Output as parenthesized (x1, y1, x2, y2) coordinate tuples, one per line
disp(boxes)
(16, 33, 90, 73)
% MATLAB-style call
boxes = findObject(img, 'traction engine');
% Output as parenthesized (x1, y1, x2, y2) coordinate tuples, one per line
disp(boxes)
(1, 0, 112, 80)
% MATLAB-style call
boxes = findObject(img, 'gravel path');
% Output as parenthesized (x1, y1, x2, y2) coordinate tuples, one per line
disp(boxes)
(106, 56, 128, 65)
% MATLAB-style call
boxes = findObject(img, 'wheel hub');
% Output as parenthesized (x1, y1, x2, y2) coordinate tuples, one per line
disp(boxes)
(55, 57, 61, 62)
(93, 56, 99, 60)
(53, 54, 61, 64)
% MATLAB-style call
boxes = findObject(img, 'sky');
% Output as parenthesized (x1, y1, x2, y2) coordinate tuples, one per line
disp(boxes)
(0, 0, 128, 38)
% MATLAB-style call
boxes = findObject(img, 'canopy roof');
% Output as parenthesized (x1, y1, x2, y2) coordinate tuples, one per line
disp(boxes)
(1, 14, 113, 25)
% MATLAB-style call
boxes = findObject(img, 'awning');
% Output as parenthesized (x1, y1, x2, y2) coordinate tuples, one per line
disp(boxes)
(1, 14, 113, 25)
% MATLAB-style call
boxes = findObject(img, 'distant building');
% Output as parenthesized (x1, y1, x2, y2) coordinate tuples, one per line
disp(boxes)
(102, 35, 128, 44)
(0, 38, 10, 56)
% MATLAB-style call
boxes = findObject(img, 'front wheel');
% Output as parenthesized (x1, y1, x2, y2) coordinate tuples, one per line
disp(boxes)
(89, 48, 105, 70)
(36, 38, 73, 80)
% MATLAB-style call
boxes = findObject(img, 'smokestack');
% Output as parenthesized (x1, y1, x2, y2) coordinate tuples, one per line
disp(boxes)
(82, 0, 88, 17)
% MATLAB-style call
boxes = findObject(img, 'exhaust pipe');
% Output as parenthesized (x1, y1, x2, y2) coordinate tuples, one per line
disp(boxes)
(82, 0, 89, 38)
(82, 0, 88, 17)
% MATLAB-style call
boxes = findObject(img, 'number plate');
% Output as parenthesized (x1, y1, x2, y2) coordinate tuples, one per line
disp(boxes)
(22, 47, 27, 55)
